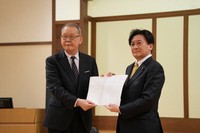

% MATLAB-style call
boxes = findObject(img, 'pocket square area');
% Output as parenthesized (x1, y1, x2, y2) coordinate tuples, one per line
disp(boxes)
(84, 70, 90, 73)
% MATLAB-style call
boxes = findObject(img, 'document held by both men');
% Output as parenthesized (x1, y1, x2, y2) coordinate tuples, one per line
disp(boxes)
(87, 75, 128, 106)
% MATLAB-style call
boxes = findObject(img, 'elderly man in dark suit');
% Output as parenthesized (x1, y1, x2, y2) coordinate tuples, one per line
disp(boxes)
(44, 23, 98, 133)
(106, 29, 165, 133)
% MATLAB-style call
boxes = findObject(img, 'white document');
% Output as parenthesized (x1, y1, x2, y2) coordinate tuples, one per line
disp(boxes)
(87, 75, 128, 106)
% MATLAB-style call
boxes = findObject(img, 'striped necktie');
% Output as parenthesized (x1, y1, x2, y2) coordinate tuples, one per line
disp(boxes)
(71, 56, 79, 85)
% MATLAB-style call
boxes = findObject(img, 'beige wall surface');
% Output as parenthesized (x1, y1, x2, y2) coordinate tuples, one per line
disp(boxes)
(0, 0, 52, 43)
(56, 0, 80, 21)
(88, 0, 200, 17)
(188, 15, 200, 118)
(156, 17, 184, 117)
(0, 0, 52, 108)
(96, 20, 152, 75)
(0, 45, 51, 108)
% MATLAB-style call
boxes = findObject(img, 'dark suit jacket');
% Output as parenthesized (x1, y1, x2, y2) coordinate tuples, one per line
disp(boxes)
(117, 57, 165, 133)
(44, 50, 98, 131)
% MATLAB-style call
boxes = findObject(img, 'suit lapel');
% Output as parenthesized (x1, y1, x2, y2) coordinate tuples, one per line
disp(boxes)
(77, 52, 88, 94)
(78, 52, 86, 85)
(127, 66, 144, 86)
(126, 57, 152, 86)
(123, 64, 133, 86)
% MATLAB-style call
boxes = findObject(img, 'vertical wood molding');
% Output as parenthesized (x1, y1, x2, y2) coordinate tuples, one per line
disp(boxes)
(152, 17, 157, 59)
(52, 0, 56, 54)
(80, 0, 89, 54)
(183, 15, 189, 118)
(90, 20, 96, 58)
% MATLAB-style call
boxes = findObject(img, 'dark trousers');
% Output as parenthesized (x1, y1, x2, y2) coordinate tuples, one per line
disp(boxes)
(48, 112, 89, 133)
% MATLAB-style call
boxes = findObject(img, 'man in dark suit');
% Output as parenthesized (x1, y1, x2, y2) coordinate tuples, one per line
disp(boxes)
(106, 29, 165, 133)
(44, 23, 98, 133)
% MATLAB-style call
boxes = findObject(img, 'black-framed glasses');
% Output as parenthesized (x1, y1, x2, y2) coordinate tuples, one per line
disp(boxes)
(61, 35, 80, 40)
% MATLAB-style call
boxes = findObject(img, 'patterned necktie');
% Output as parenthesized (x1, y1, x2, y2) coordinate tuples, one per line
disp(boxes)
(130, 62, 138, 78)
(71, 56, 79, 85)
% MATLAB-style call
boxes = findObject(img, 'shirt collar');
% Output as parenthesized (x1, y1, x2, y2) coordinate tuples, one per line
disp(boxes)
(137, 54, 152, 67)
(64, 51, 79, 61)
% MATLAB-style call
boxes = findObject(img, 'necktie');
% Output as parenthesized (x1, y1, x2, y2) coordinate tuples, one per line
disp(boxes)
(71, 56, 79, 85)
(130, 63, 138, 78)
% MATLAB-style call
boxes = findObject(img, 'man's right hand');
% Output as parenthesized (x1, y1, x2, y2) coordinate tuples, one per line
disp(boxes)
(76, 99, 96, 111)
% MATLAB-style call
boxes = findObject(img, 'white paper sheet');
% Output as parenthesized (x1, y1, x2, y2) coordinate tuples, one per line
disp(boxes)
(86, 75, 128, 106)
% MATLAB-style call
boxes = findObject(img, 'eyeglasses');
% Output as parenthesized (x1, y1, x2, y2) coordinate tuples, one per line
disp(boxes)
(61, 35, 80, 40)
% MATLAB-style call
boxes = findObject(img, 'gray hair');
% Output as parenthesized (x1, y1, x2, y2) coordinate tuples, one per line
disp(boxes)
(61, 23, 82, 35)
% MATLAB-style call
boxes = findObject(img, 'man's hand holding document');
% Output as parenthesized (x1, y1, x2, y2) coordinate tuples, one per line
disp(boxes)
(86, 75, 128, 106)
